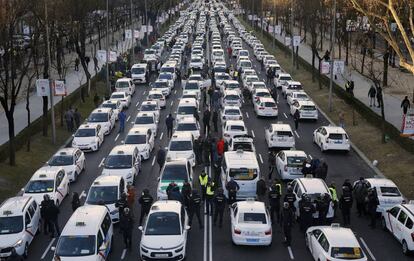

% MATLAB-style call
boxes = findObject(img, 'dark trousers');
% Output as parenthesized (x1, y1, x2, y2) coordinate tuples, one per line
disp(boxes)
(200, 186, 206, 201)
(204, 122, 210, 135)
(43, 218, 51, 235)
(119, 121, 125, 133)
(270, 206, 280, 224)
(167, 127, 173, 138)
(283, 226, 292, 246)
(139, 207, 150, 225)
(369, 210, 377, 228)
(49, 219, 60, 237)
(228, 192, 237, 205)
(294, 119, 299, 130)
(66, 120, 73, 132)
(213, 120, 218, 132)
(206, 197, 213, 215)
(189, 208, 203, 228)
(342, 208, 351, 225)
(356, 202, 366, 216)
(213, 207, 224, 226)
(300, 217, 312, 232)
(122, 230, 132, 248)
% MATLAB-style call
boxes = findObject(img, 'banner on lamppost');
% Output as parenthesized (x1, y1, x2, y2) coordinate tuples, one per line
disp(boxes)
(293, 36, 301, 47)
(333, 60, 345, 75)
(54, 80, 67, 96)
(401, 111, 414, 136)
(141, 26, 147, 33)
(148, 25, 153, 33)
(97, 50, 107, 62)
(268, 25, 274, 33)
(321, 61, 330, 74)
(284, 37, 291, 46)
(274, 25, 281, 34)
(248, 15, 252, 20)
(36, 79, 50, 97)
(109, 51, 117, 62)
(134, 30, 140, 39)
(125, 29, 132, 39)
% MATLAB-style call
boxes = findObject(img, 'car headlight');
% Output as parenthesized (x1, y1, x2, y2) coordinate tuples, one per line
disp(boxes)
(13, 239, 23, 248)
(141, 247, 149, 253)
(189, 154, 195, 159)
(174, 246, 184, 253)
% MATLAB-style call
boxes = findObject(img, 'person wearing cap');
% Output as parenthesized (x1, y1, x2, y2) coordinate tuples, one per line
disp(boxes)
(120, 207, 134, 249)
(138, 189, 154, 225)
(199, 171, 208, 201)
(281, 202, 294, 246)
(188, 190, 203, 229)
(213, 188, 226, 227)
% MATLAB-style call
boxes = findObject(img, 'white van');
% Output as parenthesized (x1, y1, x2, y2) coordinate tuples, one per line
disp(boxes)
(221, 150, 260, 199)
(131, 63, 149, 84)
(52, 205, 113, 261)
(115, 78, 135, 96)
(265, 123, 295, 148)
(85, 175, 126, 223)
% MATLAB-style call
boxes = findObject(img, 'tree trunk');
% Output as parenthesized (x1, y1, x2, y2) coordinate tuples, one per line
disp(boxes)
(42, 96, 48, 136)
(26, 84, 31, 152)
(312, 50, 316, 82)
(383, 45, 389, 87)
(5, 111, 16, 166)
(345, 32, 349, 65)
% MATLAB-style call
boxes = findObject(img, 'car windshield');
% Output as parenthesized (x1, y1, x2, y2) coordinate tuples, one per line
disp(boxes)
(380, 186, 401, 196)
(141, 104, 157, 111)
(149, 94, 163, 99)
(102, 103, 117, 110)
(191, 58, 201, 63)
(287, 156, 306, 167)
(178, 106, 196, 115)
(328, 134, 344, 140)
(104, 155, 132, 169)
(159, 74, 172, 80)
(225, 109, 240, 115)
(111, 94, 124, 99)
(256, 92, 270, 98)
(86, 186, 118, 204)
(177, 123, 197, 131)
(185, 82, 199, 90)
(241, 61, 252, 67)
(125, 134, 146, 144)
(226, 83, 239, 89)
(116, 81, 129, 89)
(189, 76, 202, 81)
(169, 141, 192, 151)
(280, 76, 292, 81)
(301, 105, 316, 111)
(238, 213, 267, 224)
(276, 131, 293, 137)
(217, 75, 230, 80)
(145, 50, 156, 54)
(145, 212, 181, 236)
(0, 216, 23, 234)
(56, 235, 96, 257)
(214, 67, 226, 73)
(233, 142, 253, 152)
(160, 67, 175, 74)
(88, 113, 108, 123)
(154, 81, 168, 88)
(229, 168, 258, 180)
(225, 95, 239, 100)
(296, 93, 308, 99)
(132, 67, 145, 74)
(162, 164, 188, 181)
(25, 180, 54, 193)
(331, 247, 364, 260)
(135, 116, 154, 124)
(48, 155, 73, 166)
(75, 128, 95, 137)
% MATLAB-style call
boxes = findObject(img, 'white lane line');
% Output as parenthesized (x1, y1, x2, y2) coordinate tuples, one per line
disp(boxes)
(121, 249, 127, 259)
(251, 130, 255, 138)
(114, 133, 120, 142)
(174, 90, 177, 94)
(159, 132, 164, 140)
(170, 100, 174, 106)
(126, 115, 131, 122)
(41, 238, 55, 259)
(258, 153, 264, 164)
(360, 237, 376, 261)
(283, 112, 288, 119)
(309, 154, 313, 160)
(80, 190, 86, 199)
(98, 157, 105, 167)
(287, 246, 295, 259)
(294, 130, 300, 138)
(143, 90, 147, 95)
(208, 164, 213, 261)
(135, 100, 140, 107)
(246, 112, 249, 118)
(151, 156, 156, 166)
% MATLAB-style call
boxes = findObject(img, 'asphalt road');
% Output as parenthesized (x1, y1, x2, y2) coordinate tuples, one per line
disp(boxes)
(23, 7, 412, 261)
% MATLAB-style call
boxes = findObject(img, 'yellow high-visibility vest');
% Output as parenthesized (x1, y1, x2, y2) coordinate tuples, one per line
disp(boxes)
(199, 174, 208, 186)
(206, 183, 215, 195)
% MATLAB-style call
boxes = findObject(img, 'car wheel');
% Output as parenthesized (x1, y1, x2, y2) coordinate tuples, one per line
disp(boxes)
(23, 243, 28, 259)
(381, 217, 387, 231)
(403, 240, 410, 255)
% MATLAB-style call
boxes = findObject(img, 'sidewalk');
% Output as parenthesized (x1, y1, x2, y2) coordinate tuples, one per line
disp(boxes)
(0, 25, 137, 146)
(262, 23, 412, 132)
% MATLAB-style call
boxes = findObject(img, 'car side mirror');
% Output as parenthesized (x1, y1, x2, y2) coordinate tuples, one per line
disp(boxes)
(185, 225, 191, 230)
(138, 226, 143, 231)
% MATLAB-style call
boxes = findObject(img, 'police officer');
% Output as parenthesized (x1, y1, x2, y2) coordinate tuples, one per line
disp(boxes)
(206, 180, 215, 215)
(213, 188, 227, 227)
(40, 195, 53, 236)
(339, 186, 353, 226)
(120, 208, 134, 249)
(268, 184, 281, 224)
(284, 187, 296, 212)
(329, 182, 338, 215)
(115, 192, 128, 219)
(256, 178, 267, 202)
(316, 193, 329, 225)
(199, 171, 208, 201)
(367, 188, 379, 229)
(353, 177, 368, 217)
(194, 136, 202, 165)
(226, 178, 240, 204)
(299, 195, 315, 232)
(181, 181, 192, 208)
(138, 189, 154, 225)
(281, 202, 294, 246)
(188, 190, 203, 229)
(169, 186, 183, 203)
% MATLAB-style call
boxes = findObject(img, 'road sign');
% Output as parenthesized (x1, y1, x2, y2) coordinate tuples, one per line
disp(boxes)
(54, 80, 67, 96)
(36, 79, 50, 96)
(293, 36, 301, 47)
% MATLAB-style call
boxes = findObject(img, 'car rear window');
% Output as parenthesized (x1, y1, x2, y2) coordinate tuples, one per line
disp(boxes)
(239, 213, 267, 224)
(328, 134, 344, 140)
(276, 131, 293, 137)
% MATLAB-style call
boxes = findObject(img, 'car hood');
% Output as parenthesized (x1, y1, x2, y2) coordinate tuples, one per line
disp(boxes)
(0, 233, 23, 248)
(141, 235, 184, 250)
(102, 168, 132, 179)
(73, 137, 96, 144)
(56, 255, 100, 261)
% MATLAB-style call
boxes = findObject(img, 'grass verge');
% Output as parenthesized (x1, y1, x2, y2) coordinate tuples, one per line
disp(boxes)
(239, 18, 414, 198)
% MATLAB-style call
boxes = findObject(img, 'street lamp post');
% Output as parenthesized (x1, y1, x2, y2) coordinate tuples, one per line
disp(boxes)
(328, 0, 336, 112)
(145, 0, 149, 47)
(106, 0, 111, 95)
(130, 0, 134, 65)
(291, 0, 294, 72)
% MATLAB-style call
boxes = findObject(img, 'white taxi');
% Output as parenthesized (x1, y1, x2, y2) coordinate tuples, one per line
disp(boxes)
(265, 123, 295, 149)
(230, 200, 272, 246)
(157, 160, 193, 200)
(254, 97, 278, 117)
(183, 80, 201, 99)
(134, 112, 158, 137)
(110, 91, 131, 109)
(228, 135, 255, 153)
(148, 90, 166, 109)
(115, 78, 135, 96)
(72, 124, 104, 152)
(274, 73, 292, 89)
(222, 120, 248, 143)
(0, 196, 40, 259)
(139, 201, 190, 261)
(139, 100, 160, 123)
(222, 90, 242, 107)
(275, 150, 307, 180)
(166, 133, 195, 167)
(306, 224, 367, 261)
(290, 100, 318, 120)
(176, 98, 199, 122)
(124, 127, 155, 160)
(22, 167, 69, 206)
(360, 178, 405, 213)
(131, 63, 149, 84)
(86, 108, 115, 135)
(46, 148, 86, 182)
(282, 80, 302, 98)
(100, 100, 122, 120)
(287, 91, 310, 106)
(252, 88, 271, 102)
(174, 117, 200, 140)
(221, 80, 241, 96)
(313, 126, 350, 152)
(221, 106, 243, 124)
(152, 79, 171, 97)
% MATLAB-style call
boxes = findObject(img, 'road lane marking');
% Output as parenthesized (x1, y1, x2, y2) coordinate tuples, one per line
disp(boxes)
(294, 130, 300, 138)
(246, 112, 249, 118)
(114, 134, 120, 142)
(174, 90, 177, 94)
(121, 249, 127, 259)
(126, 115, 131, 122)
(360, 237, 376, 261)
(283, 112, 288, 119)
(80, 190, 86, 199)
(251, 130, 255, 138)
(135, 100, 140, 107)
(309, 154, 313, 160)
(208, 164, 213, 261)
(152, 156, 156, 166)
(99, 158, 105, 167)
(41, 238, 55, 259)
(170, 100, 174, 106)
(258, 153, 264, 164)
(287, 246, 294, 259)
(143, 90, 147, 95)
(159, 132, 164, 140)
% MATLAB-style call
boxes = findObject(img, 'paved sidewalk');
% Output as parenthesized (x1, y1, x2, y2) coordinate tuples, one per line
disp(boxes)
(0, 26, 137, 146)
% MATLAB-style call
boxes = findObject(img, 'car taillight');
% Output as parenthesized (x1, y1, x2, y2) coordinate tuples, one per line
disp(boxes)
(284, 165, 288, 171)
(265, 229, 271, 235)
(234, 228, 241, 234)
(259, 107, 264, 110)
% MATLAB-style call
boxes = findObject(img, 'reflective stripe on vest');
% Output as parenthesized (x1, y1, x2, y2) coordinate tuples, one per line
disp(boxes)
(199, 175, 208, 186)
(206, 183, 215, 195)
(329, 187, 338, 201)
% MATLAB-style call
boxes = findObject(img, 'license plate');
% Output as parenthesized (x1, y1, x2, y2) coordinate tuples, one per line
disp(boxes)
(155, 254, 169, 258)
(246, 238, 259, 243)
(334, 140, 342, 144)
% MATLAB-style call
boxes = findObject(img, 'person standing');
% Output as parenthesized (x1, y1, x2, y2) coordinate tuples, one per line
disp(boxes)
(293, 109, 300, 130)
(256, 178, 267, 202)
(188, 190, 203, 229)
(156, 146, 166, 171)
(73, 108, 81, 129)
(116, 193, 128, 219)
(203, 108, 211, 135)
(299, 195, 315, 232)
(315, 161, 328, 180)
(74, 57, 80, 71)
(401, 96, 411, 115)
(339, 186, 353, 226)
(216, 137, 225, 159)
(64, 108, 74, 132)
(205, 180, 215, 215)
(268, 184, 281, 224)
(367, 188, 379, 229)
(284, 187, 296, 212)
(194, 136, 202, 164)
(281, 202, 294, 246)
(165, 113, 175, 138)
(268, 151, 276, 180)
(316, 194, 330, 225)
(120, 208, 134, 249)
(126, 185, 136, 211)
(226, 178, 240, 204)
(368, 85, 377, 107)
(138, 189, 153, 225)
(328, 183, 338, 216)
(213, 188, 226, 227)
(193, 109, 200, 123)
(212, 110, 218, 132)
(181, 182, 192, 208)
(71, 192, 81, 212)
(202, 136, 211, 166)
(40, 195, 52, 235)
(48, 201, 60, 238)
(376, 86, 383, 108)
(93, 56, 99, 73)
(338, 111, 345, 128)
(353, 177, 368, 217)
(118, 108, 126, 133)
(199, 171, 208, 201)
